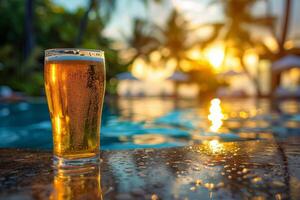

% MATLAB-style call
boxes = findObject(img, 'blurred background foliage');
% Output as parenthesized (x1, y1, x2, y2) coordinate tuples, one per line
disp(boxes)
(0, 0, 124, 95)
(0, 0, 223, 96)
(0, 0, 297, 97)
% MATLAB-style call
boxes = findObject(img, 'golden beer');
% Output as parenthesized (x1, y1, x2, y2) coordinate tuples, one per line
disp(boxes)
(44, 49, 105, 167)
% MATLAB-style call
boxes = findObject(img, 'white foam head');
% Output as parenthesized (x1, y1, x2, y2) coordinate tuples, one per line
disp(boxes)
(46, 55, 103, 62)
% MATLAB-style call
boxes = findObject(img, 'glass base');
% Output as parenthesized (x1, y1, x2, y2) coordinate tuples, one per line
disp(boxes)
(53, 154, 100, 172)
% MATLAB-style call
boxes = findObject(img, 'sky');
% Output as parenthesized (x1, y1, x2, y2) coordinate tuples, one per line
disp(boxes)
(52, 0, 300, 44)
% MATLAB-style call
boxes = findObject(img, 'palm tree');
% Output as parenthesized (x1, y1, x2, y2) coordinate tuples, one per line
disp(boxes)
(200, 0, 278, 96)
(24, 0, 35, 59)
(123, 18, 162, 61)
(75, 0, 117, 46)
(75, 0, 159, 47)
(120, 8, 197, 65)
(124, 10, 194, 63)
(161, 10, 194, 62)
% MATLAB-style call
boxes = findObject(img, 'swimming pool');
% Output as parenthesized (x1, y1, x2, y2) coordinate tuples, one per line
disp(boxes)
(1, 97, 300, 150)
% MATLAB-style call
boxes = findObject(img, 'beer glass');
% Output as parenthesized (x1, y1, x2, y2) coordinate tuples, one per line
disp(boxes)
(44, 48, 105, 168)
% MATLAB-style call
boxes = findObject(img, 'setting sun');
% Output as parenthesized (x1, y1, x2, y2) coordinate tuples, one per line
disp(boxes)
(204, 43, 225, 70)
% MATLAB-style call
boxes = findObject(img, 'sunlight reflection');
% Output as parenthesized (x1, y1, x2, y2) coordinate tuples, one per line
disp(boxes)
(54, 116, 62, 153)
(201, 139, 239, 156)
(264, 36, 279, 52)
(208, 98, 224, 132)
(50, 64, 57, 83)
(131, 57, 147, 80)
(131, 56, 177, 81)
(55, 116, 61, 135)
(149, 51, 162, 62)
(208, 139, 223, 154)
(118, 98, 174, 121)
(284, 40, 295, 50)
(133, 134, 167, 145)
(50, 166, 103, 200)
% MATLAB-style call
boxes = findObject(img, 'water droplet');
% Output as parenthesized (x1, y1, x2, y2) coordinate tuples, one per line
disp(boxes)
(216, 182, 224, 188)
(193, 167, 200, 171)
(251, 196, 266, 200)
(204, 183, 214, 190)
(252, 177, 263, 184)
(195, 179, 202, 186)
(151, 194, 159, 200)
(275, 193, 282, 200)
(138, 172, 146, 177)
(190, 186, 196, 191)
(271, 181, 285, 188)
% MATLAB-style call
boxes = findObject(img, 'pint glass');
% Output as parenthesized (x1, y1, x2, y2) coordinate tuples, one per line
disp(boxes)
(44, 49, 105, 168)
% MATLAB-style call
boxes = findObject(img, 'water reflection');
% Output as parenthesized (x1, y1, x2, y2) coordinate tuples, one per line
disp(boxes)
(49, 166, 103, 200)
(103, 97, 300, 149)
(133, 134, 168, 145)
(2, 98, 300, 149)
(200, 139, 239, 157)
(208, 98, 224, 132)
(117, 98, 176, 121)
(206, 140, 224, 154)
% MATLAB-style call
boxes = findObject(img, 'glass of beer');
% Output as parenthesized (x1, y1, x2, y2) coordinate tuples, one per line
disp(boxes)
(44, 48, 105, 169)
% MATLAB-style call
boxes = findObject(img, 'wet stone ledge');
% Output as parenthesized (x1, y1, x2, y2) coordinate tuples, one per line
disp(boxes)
(0, 139, 300, 200)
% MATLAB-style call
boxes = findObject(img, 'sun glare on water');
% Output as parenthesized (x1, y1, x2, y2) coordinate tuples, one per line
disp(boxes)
(208, 98, 224, 132)
(208, 139, 224, 154)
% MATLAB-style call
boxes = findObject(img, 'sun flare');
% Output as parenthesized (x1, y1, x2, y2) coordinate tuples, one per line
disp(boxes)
(205, 43, 225, 70)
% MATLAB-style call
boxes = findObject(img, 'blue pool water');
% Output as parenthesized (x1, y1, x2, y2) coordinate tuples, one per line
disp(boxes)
(1, 98, 300, 150)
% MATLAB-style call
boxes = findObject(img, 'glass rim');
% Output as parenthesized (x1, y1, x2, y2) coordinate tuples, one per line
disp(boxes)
(45, 48, 104, 59)
(45, 48, 104, 53)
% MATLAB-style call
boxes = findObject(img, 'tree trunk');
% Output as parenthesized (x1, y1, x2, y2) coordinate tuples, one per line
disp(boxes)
(279, 0, 291, 54)
(75, 0, 94, 46)
(240, 59, 262, 97)
(271, 0, 292, 96)
(24, 0, 35, 60)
